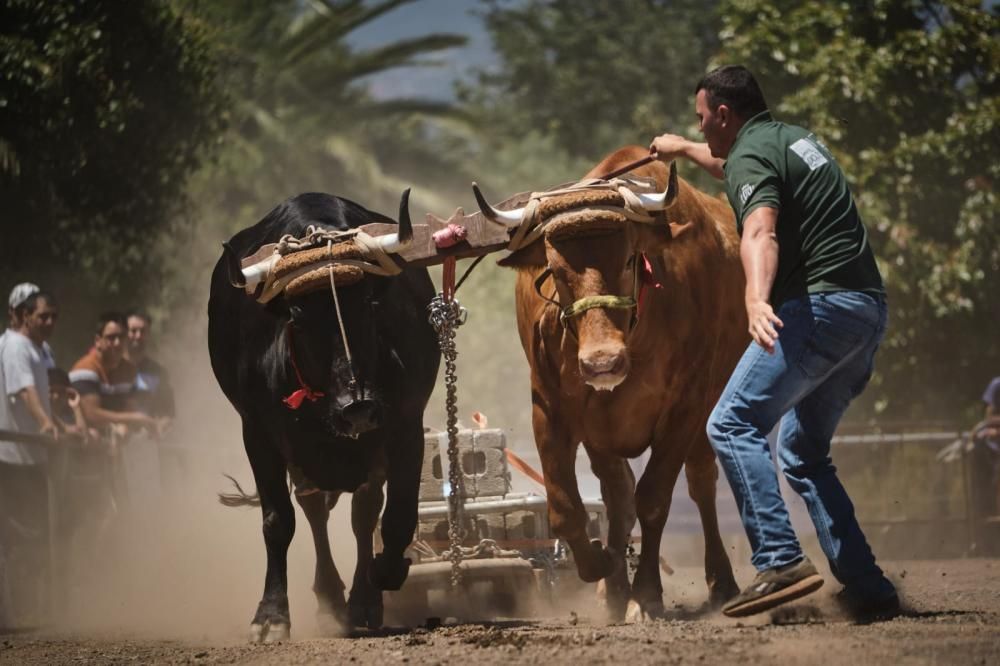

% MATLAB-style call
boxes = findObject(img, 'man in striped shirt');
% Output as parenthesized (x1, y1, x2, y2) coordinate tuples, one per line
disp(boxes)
(69, 312, 161, 435)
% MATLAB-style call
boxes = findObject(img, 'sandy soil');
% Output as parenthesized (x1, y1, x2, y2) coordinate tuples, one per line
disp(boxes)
(3, 558, 998, 665)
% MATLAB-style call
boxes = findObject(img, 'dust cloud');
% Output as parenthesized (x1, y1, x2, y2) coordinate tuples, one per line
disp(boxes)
(50, 312, 354, 641)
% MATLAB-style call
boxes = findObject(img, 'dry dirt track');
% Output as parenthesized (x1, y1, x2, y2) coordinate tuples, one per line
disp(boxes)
(3, 559, 999, 665)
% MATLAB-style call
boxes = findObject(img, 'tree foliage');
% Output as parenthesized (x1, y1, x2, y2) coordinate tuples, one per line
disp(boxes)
(181, 0, 467, 235)
(463, 0, 721, 164)
(0, 0, 225, 306)
(718, 0, 999, 422)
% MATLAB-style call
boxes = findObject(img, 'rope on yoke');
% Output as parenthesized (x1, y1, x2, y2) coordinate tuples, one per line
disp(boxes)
(507, 177, 661, 252)
(327, 240, 359, 394)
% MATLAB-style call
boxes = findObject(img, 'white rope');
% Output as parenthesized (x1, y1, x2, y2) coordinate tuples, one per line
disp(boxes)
(327, 240, 358, 392)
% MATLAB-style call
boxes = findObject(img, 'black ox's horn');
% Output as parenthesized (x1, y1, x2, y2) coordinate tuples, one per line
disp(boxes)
(221, 241, 247, 288)
(397, 187, 413, 243)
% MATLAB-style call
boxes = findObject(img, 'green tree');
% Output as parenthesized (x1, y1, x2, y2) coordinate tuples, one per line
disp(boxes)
(183, 0, 467, 232)
(0, 0, 225, 316)
(463, 0, 721, 163)
(717, 0, 999, 423)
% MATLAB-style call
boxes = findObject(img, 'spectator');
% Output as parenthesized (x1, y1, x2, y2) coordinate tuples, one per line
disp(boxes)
(0, 289, 58, 624)
(976, 376, 1000, 514)
(48, 368, 95, 445)
(983, 376, 1000, 421)
(1, 283, 42, 450)
(125, 311, 175, 419)
(69, 312, 162, 436)
(2, 292, 59, 442)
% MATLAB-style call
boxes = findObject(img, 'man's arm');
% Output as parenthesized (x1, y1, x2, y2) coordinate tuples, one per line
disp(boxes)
(15, 385, 57, 438)
(741, 206, 783, 353)
(78, 393, 157, 430)
(649, 134, 725, 180)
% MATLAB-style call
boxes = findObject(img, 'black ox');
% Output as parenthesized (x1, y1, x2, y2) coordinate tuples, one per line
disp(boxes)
(208, 191, 439, 641)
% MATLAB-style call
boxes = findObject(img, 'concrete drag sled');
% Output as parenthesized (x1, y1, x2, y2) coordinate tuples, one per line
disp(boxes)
(382, 425, 608, 624)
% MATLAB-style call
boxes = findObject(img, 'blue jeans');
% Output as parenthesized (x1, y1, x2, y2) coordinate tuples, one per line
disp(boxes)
(707, 290, 895, 601)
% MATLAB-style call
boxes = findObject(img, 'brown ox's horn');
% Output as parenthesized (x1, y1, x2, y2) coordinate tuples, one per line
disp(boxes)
(372, 187, 415, 253)
(637, 161, 679, 211)
(221, 241, 246, 288)
(472, 182, 525, 226)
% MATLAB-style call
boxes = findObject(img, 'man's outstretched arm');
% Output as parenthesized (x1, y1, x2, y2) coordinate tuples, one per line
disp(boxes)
(649, 134, 725, 180)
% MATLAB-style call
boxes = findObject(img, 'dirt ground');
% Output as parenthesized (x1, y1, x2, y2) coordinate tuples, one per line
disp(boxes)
(3, 558, 998, 665)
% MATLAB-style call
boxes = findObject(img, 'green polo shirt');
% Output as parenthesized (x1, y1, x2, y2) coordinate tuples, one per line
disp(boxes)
(723, 110, 884, 306)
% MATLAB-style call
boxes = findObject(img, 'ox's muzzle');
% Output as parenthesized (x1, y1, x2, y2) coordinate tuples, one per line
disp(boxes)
(579, 343, 630, 392)
(340, 398, 381, 437)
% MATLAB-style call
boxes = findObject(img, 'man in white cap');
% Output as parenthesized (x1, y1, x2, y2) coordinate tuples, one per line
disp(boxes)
(1, 282, 45, 458)
(0, 283, 56, 624)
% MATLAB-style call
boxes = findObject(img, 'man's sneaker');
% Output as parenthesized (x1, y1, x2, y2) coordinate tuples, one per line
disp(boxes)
(835, 587, 901, 623)
(722, 557, 824, 617)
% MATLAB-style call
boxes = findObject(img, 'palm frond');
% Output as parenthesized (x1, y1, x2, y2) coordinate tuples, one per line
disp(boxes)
(336, 34, 468, 82)
(282, 0, 421, 68)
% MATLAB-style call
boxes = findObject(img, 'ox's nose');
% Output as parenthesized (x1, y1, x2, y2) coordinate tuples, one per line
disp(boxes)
(341, 399, 381, 435)
(579, 347, 629, 392)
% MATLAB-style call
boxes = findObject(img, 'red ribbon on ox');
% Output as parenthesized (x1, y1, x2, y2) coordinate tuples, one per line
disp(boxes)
(282, 324, 326, 409)
(636, 252, 662, 318)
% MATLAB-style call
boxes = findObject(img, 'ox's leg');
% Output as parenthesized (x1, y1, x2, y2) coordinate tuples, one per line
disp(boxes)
(629, 444, 686, 622)
(585, 447, 636, 621)
(347, 468, 386, 629)
(295, 490, 349, 631)
(245, 423, 295, 643)
(685, 438, 739, 607)
(532, 399, 614, 583)
(374, 423, 423, 593)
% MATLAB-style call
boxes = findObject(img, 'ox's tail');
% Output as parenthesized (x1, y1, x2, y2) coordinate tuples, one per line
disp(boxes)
(218, 474, 261, 508)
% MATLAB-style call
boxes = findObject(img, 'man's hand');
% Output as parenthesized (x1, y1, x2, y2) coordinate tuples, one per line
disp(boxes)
(746, 299, 783, 354)
(40, 419, 59, 440)
(649, 134, 725, 179)
(649, 133, 690, 162)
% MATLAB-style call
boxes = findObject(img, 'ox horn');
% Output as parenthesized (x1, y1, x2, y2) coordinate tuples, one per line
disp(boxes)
(472, 183, 525, 226)
(636, 161, 679, 211)
(372, 188, 415, 253)
(222, 242, 247, 289)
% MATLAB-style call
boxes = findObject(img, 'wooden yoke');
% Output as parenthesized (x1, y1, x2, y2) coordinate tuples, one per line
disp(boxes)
(359, 191, 533, 268)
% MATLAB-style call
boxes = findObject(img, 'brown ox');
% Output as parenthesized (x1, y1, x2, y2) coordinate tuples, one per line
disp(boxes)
(479, 145, 748, 619)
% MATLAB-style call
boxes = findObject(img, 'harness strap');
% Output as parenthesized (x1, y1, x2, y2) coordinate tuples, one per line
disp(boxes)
(282, 324, 326, 409)
(560, 295, 637, 323)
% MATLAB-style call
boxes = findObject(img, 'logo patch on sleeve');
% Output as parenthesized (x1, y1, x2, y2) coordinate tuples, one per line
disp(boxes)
(790, 137, 828, 170)
(739, 183, 754, 205)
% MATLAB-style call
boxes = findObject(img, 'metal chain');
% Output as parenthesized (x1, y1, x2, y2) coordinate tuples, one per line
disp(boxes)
(427, 293, 468, 587)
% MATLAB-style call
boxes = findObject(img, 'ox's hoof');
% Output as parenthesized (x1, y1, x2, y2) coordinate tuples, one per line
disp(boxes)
(249, 621, 290, 643)
(709, 576, 740, 608)
(371, 553, 411, 591)
(577, 540, 618, 583)
(624, 599, 664, 624)
(348, 597, 384, 629)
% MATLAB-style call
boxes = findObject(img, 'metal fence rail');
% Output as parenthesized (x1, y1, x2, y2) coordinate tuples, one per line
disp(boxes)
(831, 424, 999, 558)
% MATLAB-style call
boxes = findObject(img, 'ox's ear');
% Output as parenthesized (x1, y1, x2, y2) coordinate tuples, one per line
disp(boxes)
(497, 241, 546, 269)
(667, 221, 693, 239)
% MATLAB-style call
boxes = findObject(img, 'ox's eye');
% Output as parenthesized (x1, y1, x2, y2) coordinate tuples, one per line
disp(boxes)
(289, 304, 304, 320)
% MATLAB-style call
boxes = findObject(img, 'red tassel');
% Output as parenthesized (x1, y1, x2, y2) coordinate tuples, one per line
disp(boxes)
(637, 253, 663, 318)
(283, 387, 325, 410)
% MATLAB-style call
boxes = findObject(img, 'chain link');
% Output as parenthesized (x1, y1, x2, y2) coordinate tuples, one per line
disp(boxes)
(428, 293, 468, 587)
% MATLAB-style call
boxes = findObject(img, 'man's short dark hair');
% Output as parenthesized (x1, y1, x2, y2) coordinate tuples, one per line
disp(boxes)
(17, 291, 56, 317)
(48, 367, 71, 389)
(126, 310, 152, 326)
(695, 65, 768, 119)
(96, 311, 126, 336)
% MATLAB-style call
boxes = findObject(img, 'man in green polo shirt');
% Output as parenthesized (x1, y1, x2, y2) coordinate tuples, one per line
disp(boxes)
(650, 65, 898, 619)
